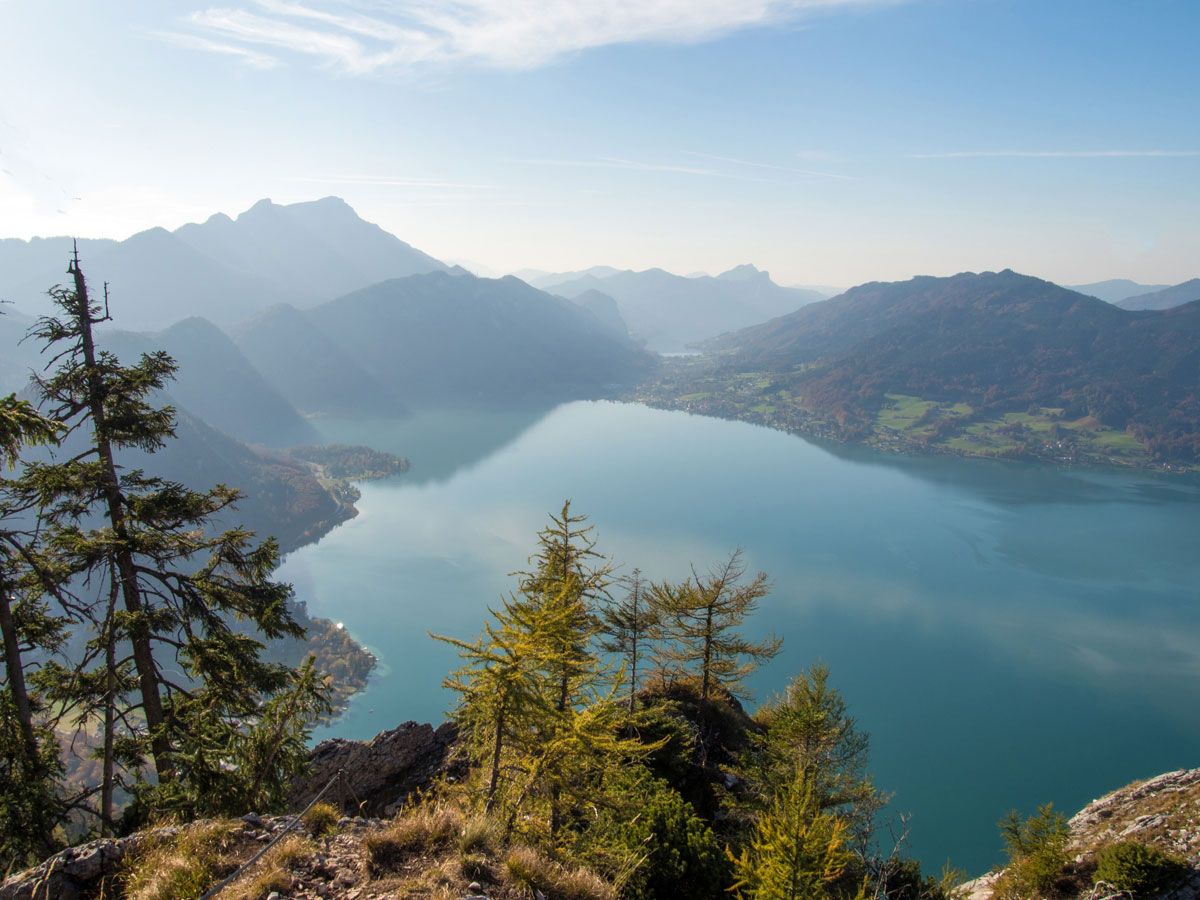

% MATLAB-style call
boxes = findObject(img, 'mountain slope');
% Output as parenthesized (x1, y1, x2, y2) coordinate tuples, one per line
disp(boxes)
(306, 271, 654, 408)
(709, 270, 1200, 460)
(174, 196, 446, 305)
(1116, 278, 1200, 310)
(1068, 278, 1168, 304)
(545, 264, 825, 352)
(101, 319, 320, 447)
(231, 303, 410, 418)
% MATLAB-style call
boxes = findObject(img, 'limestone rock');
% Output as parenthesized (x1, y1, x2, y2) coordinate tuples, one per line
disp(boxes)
(288, 721, 461, 817)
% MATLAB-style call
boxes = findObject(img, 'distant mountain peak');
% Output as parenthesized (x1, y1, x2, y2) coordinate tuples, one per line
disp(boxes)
(243, 198, 278, 215)
(716, 263, 766, 282)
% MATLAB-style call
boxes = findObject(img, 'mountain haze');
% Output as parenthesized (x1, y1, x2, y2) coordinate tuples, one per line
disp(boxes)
(304, 270, 653, 408)
(0, 198, 447, 332)
(1116, 278, 1200, 310)
(101, 319, 320, 448)
(174, 197, 447, 305)
(231, 303, 410, 419)
(545, 264, 825, 352)
(1067, 278, 1169, 304)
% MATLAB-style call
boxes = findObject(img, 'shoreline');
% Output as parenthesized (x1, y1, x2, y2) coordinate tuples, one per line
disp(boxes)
(631, 394, 1197, 475)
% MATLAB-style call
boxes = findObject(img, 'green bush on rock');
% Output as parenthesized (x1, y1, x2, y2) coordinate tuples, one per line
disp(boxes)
(1094, 841, 1187, 896)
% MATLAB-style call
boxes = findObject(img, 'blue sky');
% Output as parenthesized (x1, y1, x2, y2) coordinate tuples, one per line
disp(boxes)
(2, 0, 1197, 287)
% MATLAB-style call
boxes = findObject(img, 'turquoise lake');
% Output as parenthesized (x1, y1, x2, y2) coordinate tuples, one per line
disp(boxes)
(277, 400, 1200, 875)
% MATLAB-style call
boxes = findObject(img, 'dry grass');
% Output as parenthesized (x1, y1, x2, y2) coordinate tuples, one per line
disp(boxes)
(224, 834, 316, 900)
(356, 799, 613, 900)
(123, 819, 242, 900)
(502, 843, 616, 900)
(363, 802, 464, 874)
(302, 801, 340, 837)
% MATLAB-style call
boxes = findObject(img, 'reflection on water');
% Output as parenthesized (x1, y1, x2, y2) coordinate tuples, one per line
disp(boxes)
(281, 401, 1200, 875)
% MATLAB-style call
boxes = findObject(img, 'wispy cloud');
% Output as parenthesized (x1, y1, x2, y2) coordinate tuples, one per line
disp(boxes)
(517, 156, 767, 180)
(163, 0, 906, 74)
(683, 150, 854, 179)
(288, 174, 502, 189)
(910, 150, 1200, 159)
(153, 30, 282, 69)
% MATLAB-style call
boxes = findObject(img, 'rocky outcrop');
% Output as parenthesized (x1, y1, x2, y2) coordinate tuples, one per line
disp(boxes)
(288, 721, 462, 818)
(964, 768, 1200, 900)
(1068, 768, 1200, 859)
(0, 831, 159, 900)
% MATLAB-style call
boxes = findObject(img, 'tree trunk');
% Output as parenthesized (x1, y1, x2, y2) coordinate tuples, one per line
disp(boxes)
(0, 587, 38, 765)
(68, 257, 172, 781)
(485, 697, 506, 814)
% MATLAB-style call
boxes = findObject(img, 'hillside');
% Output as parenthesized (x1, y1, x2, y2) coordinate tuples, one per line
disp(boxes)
(126, 408, 354, 553)
(1117, 279, 1200, 311)
(663, 270, 1200, 463)
(543, 264, 825, 352)
(304, 270, 655, 408)
(231, 303, 411, 419)
(101, 319, 321, 448)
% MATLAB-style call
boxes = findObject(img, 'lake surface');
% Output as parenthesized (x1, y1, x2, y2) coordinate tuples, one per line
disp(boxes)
(278, 401, 1200, 875)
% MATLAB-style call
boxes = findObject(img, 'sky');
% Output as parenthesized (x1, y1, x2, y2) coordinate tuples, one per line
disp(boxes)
(1, 0, 1197, 288)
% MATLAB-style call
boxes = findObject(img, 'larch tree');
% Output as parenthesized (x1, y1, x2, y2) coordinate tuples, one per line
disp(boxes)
(600, 567, 659, 714)
(653, 549, 782, 705)
(435, 502, 656, 839)
(753, 664, 883, 853)
(730, 768, 859, 900)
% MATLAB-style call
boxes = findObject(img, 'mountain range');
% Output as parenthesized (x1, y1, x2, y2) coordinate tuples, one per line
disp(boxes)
(532, 264, 828, 352)
(1067, 278, 1169, 304)
(1115, 278, 1200, 311)
(0, 198, 446, 332)
(707, 270, 1200, 460)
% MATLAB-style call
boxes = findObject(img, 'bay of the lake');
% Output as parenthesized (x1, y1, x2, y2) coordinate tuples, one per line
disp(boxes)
(278, 400, 1200, 875)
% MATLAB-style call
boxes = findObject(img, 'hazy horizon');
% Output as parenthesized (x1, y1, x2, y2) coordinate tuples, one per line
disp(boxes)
(2, 1, 1197, 287)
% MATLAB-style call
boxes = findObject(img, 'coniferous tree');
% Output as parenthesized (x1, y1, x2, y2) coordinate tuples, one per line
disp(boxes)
(600, 568, 659, 714)
(18, 252, 326, 821)
(653, 549, 782, 704)
(753, 664, 882, 851)
(730, 768, 858, 900)
(436, 502, 656, 839)
(0, 388, 65, 866)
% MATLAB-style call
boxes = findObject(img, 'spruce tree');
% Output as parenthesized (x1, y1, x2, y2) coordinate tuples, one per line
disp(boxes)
(18, 251, 326, 820)
(0, 387, 65, 866)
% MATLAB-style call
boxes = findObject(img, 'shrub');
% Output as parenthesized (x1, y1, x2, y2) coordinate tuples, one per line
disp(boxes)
(458, 814, 501, 854)
(992, 804, 1070, 900)
(617, 781, 729, 900)
(1094, 841, 1187, 896)
(302, 801, 340, 836)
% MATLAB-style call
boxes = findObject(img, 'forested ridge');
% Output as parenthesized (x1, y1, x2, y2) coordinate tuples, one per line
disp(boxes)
(692, 270, 1200, 463)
